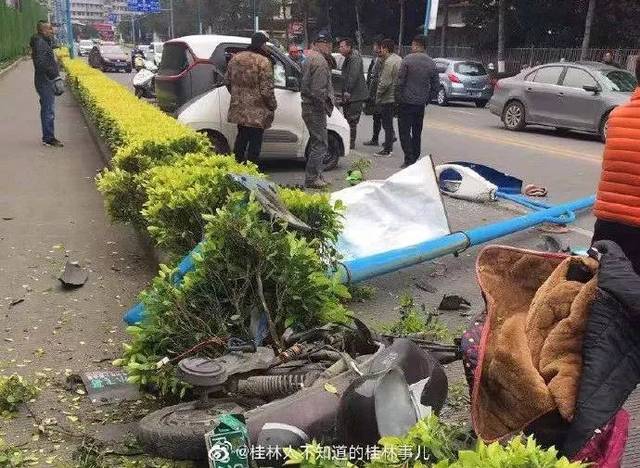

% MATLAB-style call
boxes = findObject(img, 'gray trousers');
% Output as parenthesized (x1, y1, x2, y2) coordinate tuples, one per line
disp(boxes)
(302, 104, 328, 184)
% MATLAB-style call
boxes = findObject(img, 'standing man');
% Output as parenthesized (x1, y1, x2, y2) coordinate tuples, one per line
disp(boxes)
(226, 31, 277, 164)
(31, 20, 63, 147)
(374, 39, 401, 158)
(592, 58, 640, 273)
(338, 38, 368, 150)
(288, 43, 306, 67)
(364, 38, 394, 146)
(395, 35, 439, 167)
(301, 34, 335, 189)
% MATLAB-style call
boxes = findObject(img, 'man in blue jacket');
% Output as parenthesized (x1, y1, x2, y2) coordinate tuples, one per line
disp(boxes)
(30, 20, 63, 147)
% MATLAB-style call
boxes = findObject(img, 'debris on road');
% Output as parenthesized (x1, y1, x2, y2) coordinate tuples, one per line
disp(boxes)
(8, 297, 24, 308)
(58, 261, 88, 288)
(536, 235, 571, 253)
(80, 368, 140, 405)
(438, 294, 471, 311)
(415, 280, 437, 294)
(2, 216, 14, 221)
(524, 184, 549, 198)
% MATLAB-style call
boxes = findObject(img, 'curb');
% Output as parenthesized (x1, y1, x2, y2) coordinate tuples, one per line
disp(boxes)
(0, 56, 26, 81)
(71, 85, 169, 268)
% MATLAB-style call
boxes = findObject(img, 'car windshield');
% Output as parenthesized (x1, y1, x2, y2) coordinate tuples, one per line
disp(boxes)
(599, 69, 638, 92)
(102, 46, 124, 54)
(454, 62, 486, 76)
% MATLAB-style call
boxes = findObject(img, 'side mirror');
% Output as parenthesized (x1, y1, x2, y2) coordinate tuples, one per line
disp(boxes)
(583, 84, 600, 94)
(286, 76, 300, 91)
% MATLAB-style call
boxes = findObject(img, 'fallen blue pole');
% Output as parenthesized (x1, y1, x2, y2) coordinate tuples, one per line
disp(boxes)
(124, 195, 595, 324)
(336, 195, 595, 283)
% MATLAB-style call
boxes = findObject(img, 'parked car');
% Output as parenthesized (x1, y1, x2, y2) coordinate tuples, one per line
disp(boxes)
(88, 44, 131, 73)
(149, 41, 164, 66)
(78, 39, 94, 57)
(489, 62, 637, 142)
(174, 35, 351, 169)
(433, 58, 493, 108)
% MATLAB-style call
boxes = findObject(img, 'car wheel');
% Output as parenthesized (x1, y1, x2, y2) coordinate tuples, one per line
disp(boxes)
(323, 132, 343, 171)
(437, 87, 448, 106)
(203, 131, 230, 155)
(502, 101, 526, 131)
(598, 113, 610, 143)
(476, 100, 489, 109)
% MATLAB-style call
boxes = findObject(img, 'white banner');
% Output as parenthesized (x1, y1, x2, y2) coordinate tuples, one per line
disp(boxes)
(330, 157, 450, 261)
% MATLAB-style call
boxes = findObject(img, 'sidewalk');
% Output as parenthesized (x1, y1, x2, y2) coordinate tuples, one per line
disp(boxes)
(0, 60, 155, 462)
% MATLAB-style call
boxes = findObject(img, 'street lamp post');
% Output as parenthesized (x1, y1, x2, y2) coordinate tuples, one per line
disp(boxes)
(65, 0, 74, 57)
(169, 0, 174, 38)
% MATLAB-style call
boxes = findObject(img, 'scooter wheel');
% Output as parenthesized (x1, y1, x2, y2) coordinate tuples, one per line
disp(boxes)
(134, 87, 144, 98)
(137, 398, 252, 460)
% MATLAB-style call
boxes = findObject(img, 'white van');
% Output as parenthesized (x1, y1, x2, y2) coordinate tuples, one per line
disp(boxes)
(172, 35, 350, 169)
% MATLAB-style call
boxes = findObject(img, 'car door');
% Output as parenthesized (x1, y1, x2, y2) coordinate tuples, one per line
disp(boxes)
(522, 66, 565, 125)
(557, 66, 603, 131)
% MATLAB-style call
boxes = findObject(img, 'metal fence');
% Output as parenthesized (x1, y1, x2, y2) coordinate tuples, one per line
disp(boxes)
(0, 0, 46, 64)
(394, 45, 639, 75)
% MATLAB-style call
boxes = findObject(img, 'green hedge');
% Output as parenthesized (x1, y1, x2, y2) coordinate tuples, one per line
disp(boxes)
(0, 0, 46, 64)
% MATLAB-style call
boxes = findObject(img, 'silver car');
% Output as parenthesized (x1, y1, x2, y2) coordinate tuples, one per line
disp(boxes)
(434, 58, 494, 108)
(489, 62, 637, 142)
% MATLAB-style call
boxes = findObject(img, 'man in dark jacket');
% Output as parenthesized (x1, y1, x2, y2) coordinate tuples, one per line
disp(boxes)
(338, 38, 368, 150)
(395, 35, 439, 167)
(364, 38, 395, 147)
(31, 20, 63, 147)
(301, 34, 335, 190)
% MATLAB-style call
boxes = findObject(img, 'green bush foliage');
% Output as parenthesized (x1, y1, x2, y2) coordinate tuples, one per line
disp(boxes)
(121, 192, 349, 395)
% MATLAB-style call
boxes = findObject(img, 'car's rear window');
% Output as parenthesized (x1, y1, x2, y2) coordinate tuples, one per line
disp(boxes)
(601, 70, 637, 92)
(159, 44, 190, 75)
(454, 62, 486, 76)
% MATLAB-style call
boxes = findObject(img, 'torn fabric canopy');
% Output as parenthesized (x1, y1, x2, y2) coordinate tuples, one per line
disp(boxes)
(330, 157, 450, 261)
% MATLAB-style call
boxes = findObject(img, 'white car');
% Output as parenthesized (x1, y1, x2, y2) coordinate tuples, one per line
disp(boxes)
(175, 35, 350, 169)
(78, 39, 94, 56)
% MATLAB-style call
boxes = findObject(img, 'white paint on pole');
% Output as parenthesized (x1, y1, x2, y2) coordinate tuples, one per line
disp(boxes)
(428, 0, 440, 30)
(498, 60, 506, 73)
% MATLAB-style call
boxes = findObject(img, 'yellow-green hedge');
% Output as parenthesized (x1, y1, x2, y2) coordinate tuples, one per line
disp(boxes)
(61, 58, 209, 171)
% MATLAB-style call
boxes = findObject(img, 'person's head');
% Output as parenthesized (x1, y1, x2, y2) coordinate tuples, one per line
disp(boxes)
(250, 31, 270, 53)
(313, 34, 332, 55)
(380, 38, 395, 58)
(372, 35, 384, 57)
(604, 51, 614, 63)
(288, 43, 303, 60)
(411, 35, 427, 54)
(37, 20, 53, 39)
(338, 38, 354, 58)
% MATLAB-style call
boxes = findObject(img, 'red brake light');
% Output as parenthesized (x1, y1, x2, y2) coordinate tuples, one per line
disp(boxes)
(448, 73, 461, 83)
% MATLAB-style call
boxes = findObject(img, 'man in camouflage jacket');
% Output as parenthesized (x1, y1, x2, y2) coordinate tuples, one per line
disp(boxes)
(226, 31, 277, 164)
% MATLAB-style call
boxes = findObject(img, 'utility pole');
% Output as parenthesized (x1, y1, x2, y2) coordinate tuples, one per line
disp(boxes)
(65, 0, 74, 57)
(131, 15, 135, 44)
(581, 0, 596, 61)
(252, 0, 259, 31)
(497, 0, 505, 73)
(196, 0, 202, 34)
(169, 0, 174, 38)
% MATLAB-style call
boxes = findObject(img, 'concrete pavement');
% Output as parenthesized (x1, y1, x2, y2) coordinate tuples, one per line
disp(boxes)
(0, 60, 155, 463)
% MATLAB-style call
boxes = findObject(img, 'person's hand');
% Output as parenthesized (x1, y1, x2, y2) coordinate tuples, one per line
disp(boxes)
(343, 92, 351, 104)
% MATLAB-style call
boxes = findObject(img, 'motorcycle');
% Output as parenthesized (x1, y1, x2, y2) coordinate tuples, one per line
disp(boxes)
(132, 59, 157, 99)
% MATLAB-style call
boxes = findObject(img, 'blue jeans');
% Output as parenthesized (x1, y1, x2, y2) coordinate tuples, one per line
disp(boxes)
(36, 80, 55, 142)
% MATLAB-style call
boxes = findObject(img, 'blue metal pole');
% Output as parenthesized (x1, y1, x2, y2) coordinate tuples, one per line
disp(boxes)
(423, 0, 432, 38)
(338, 196, 595, 283)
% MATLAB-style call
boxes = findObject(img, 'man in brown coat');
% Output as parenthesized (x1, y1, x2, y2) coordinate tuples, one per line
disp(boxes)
(226, 31, 277, 164)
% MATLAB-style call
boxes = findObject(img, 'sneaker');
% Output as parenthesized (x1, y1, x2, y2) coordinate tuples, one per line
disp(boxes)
(363, 140, 379, 146)
(305, 179, 329, 190)
(43, 139, 64, 148)
(374, 149, 393, 157)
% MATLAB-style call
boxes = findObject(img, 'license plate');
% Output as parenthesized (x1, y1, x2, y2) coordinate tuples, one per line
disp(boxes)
(470, 91, 482, 98)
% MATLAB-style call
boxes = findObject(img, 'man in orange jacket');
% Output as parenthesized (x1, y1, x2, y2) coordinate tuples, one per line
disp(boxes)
(592, 59, 640, 272)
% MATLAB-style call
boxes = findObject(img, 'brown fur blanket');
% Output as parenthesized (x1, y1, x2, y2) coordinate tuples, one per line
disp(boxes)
(471, 246, 598, 441)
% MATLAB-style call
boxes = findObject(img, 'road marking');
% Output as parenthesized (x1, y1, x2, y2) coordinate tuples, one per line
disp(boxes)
(447, 109, 476, 116)
(426, 121, 602, 163)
